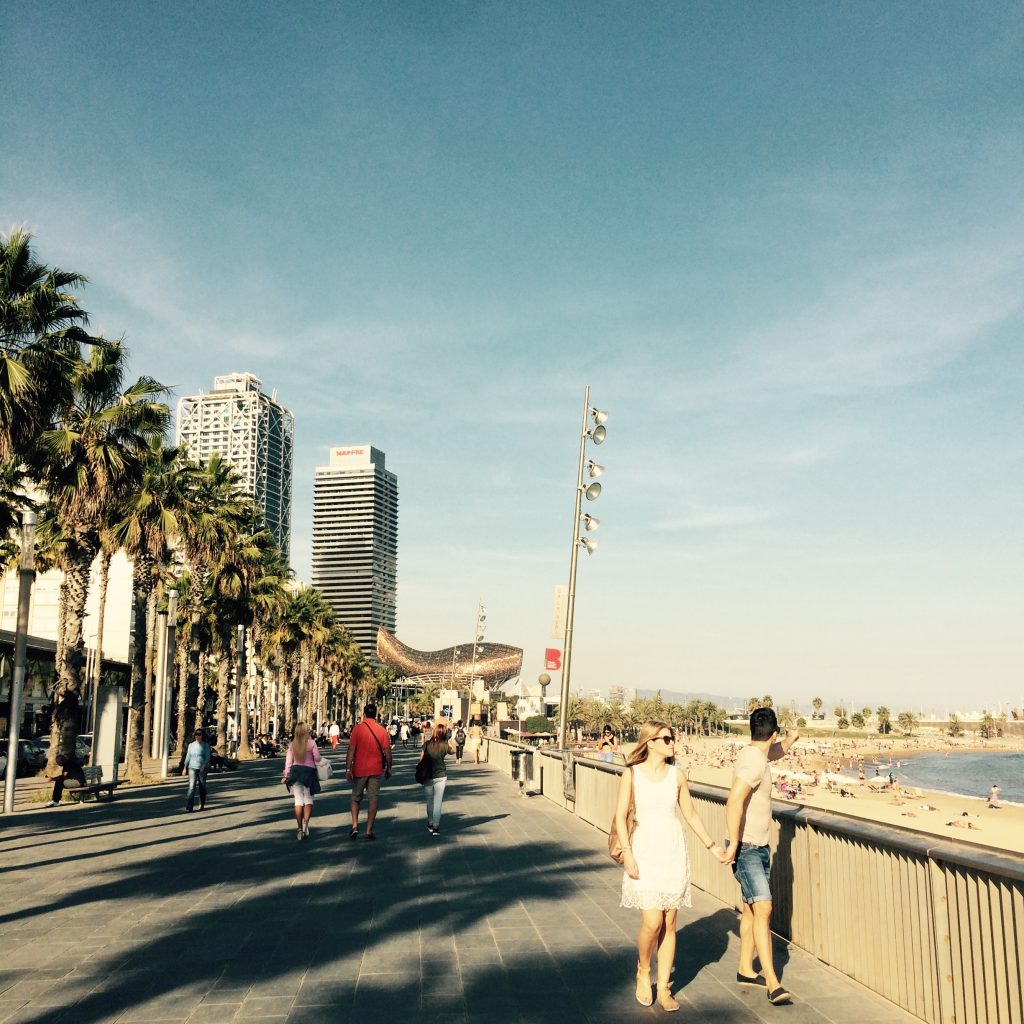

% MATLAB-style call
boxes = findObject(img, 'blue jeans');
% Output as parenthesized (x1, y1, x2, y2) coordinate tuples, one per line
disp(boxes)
(732, 843, 772, 904)
(185, 768, 207, 810)
(424, 776, 447, 827)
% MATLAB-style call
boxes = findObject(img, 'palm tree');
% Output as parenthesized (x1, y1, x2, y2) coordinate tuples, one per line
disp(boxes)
(175, 454, 249, 751)
(812, 697, 823, 717)
(112, 441, 193, 781)
(34, 342, 168, 762)
(0, 228, 93, 464)
(896, 711, 918, 735)
(876, 706, 892, 734)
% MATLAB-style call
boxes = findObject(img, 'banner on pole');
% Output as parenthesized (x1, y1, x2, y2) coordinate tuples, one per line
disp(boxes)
(552, 584, 569, 639)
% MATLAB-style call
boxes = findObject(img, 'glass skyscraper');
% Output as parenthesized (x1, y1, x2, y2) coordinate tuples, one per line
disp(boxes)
(175, 372, 295, 564)
(311, 445, 398, 661)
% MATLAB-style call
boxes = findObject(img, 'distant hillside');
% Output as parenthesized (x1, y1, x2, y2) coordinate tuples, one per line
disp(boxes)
(635, 689, 743, 709)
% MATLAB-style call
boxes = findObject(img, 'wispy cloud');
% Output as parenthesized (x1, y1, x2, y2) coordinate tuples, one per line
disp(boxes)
(651, 505, 773, 531)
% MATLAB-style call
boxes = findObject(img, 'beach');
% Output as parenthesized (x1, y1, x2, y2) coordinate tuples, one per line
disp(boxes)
(622, 732, 1024, 856)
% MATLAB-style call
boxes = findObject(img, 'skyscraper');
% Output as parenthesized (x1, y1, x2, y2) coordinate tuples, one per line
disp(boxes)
(312, 445, 398, 661)
(176, 372, 295, 564)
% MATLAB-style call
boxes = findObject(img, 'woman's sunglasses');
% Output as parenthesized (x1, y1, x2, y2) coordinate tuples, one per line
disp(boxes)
(652, 734, 675, 745)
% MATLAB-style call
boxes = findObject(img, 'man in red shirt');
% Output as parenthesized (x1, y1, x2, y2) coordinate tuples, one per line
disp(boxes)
(346, 703, 393, 841)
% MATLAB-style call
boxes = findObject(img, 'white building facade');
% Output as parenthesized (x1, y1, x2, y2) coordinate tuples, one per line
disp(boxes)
(176, 372, 295, 564)
(311, 446, 398, 662)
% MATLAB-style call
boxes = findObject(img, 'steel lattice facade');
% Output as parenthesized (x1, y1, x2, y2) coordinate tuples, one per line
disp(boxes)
(311, 445, 398, 662)
(175, 373, 295, 564)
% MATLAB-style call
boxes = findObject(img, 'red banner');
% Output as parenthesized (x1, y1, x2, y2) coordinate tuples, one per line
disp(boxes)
(544, 648, 562, 671)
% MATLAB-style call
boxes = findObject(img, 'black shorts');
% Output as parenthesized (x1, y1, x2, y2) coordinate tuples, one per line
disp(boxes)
(456, 744, 465, 758)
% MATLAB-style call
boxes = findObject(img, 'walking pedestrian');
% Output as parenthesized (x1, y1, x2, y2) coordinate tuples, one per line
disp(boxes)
(282, 722, 322, 841)
(421, 721, 456, 835)
(598, 724, 619, 763)
(466, 718, 484, 763)
(724, 707, 798, 1006)
(182, 729, 211, 812)
(329, 721, 341, 749)
(400, 721, 410, 748)
(615, 721, 728, 1011)
(988, 784, 1001, 808)
(453, 721, 467, 765)
(346, 703, 393, 841)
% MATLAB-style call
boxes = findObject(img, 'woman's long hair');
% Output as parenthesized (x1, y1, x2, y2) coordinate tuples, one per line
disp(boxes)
(625, 720, 674, 767)
(292, 722, 309, 762)
(425, 721, 448, 752)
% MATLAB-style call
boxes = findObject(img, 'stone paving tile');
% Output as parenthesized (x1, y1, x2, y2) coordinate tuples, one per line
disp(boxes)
(0, 748, 922, 1024)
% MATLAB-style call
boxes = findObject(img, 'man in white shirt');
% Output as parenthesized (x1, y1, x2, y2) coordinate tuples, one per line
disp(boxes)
(725, 707, 798, 1006)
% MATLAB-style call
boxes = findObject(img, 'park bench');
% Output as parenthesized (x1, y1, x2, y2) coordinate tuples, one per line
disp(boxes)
(70, 765, 119, 802)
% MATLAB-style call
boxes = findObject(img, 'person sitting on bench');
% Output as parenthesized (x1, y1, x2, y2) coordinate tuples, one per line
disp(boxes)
(45, 752, 86, 806)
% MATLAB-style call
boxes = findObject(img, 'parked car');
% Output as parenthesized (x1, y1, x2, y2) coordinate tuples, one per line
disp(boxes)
(0, 739, 46, 775)
(75, 734, 92, 762)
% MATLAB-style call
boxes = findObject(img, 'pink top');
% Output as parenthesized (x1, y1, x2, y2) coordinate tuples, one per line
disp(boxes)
(284, 741, 321, 773)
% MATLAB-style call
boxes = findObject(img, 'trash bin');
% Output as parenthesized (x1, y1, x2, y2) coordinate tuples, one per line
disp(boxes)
(510, 749, 533, 787)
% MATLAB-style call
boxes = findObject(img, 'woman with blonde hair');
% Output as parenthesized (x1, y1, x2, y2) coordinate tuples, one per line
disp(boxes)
(615, 721, 729, 1010)
(420, 721, 456, 835)
(281, 722, 323, 841)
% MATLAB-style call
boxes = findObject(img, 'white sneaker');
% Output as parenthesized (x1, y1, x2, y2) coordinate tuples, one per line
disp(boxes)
(303, 822, 310, 838)
(44, 801, 58, 808)
(297, 828, 304, 841)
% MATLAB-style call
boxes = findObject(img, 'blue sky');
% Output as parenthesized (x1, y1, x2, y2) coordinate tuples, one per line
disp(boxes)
(3, 2, 1022, 711)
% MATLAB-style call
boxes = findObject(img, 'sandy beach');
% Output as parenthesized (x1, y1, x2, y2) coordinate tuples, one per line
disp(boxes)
(619, 733, 1024, 856)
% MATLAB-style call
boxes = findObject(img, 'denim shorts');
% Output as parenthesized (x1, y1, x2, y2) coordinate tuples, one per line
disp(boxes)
(732, 843, 772, 904)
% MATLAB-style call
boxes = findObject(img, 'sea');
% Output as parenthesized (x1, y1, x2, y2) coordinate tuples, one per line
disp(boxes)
(852, 752, 1024, 805)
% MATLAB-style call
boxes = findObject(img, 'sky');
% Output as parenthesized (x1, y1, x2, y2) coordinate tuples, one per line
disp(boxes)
(3, 2, 1022, 713)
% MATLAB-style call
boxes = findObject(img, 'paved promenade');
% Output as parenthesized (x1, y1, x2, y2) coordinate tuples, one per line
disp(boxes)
(0, 746, 919, 1024)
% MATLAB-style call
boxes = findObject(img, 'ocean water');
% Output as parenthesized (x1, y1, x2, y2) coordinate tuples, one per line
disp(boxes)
(882, 752, 1024, 804)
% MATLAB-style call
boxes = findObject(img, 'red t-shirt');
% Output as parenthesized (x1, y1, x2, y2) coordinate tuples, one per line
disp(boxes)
(350, 719, 391, 777)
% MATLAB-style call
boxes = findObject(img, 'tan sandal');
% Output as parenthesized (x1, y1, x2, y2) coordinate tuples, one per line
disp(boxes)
(635, 962, 653, 1006)
(657, 984, 680, 1012)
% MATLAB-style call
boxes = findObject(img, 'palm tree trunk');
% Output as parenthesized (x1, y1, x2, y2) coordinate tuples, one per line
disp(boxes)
(93, 549, 111, 696)
(49, 546, 96, 764)
(215, 629, 231, 754)
(124, 561, 150, 783)
(175, 634, 191, 757)
(237, 635, 253, 759)
(142, 588, 157, 756)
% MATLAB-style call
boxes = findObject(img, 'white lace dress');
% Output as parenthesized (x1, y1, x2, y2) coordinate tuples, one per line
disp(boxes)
(620, 767, 692, 911)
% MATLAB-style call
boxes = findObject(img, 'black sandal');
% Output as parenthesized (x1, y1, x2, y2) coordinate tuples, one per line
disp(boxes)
(349, 828, 358, 841)
(737, 972, 767, 988)
(767, 986, 792, 1005)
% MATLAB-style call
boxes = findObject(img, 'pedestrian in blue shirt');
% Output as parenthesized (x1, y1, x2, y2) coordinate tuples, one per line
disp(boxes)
(182, 729, 211, 811)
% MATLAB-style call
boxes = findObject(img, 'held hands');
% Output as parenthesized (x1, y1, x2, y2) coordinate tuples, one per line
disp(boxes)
(710, 843, 732, 866)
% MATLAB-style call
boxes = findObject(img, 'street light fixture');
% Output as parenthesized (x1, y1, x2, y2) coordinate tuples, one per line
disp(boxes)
(557, 387, 609, 749)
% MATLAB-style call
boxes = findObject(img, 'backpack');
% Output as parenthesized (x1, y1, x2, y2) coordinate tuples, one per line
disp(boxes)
(455, 728, 467, 745)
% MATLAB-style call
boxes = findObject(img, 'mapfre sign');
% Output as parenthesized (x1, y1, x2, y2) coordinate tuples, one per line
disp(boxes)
(332, 447, 367, 459)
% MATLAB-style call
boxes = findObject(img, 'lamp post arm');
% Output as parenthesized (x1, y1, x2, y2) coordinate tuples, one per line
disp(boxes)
(558, 385, 589, 748)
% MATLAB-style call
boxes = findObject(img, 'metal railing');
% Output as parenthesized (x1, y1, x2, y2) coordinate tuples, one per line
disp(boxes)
(483, 737, 1024, 1024)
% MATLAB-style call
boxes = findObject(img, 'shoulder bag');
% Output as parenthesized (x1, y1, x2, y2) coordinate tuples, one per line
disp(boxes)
(415, 744, 432, 785)
(316, 756, 334, 782)
(608, 767, 637, 865)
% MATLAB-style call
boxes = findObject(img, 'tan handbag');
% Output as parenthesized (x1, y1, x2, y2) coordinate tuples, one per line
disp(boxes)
(608, 767, 637, 864)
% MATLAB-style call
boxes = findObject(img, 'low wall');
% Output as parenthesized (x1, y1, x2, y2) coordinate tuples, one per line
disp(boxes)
(484, 738, 1024, 1024)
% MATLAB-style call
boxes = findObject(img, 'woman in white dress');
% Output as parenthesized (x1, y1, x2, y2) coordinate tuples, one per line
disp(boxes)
(615, 720, 729, 1011)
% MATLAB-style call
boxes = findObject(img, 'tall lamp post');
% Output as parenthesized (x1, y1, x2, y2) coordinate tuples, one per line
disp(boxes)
(3, 512, 37, 815)
(557, 386, 607, 748)
(159, 590, 178, 778)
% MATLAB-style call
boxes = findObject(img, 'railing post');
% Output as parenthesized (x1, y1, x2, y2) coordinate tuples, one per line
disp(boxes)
(927, 856, 957, 1024)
